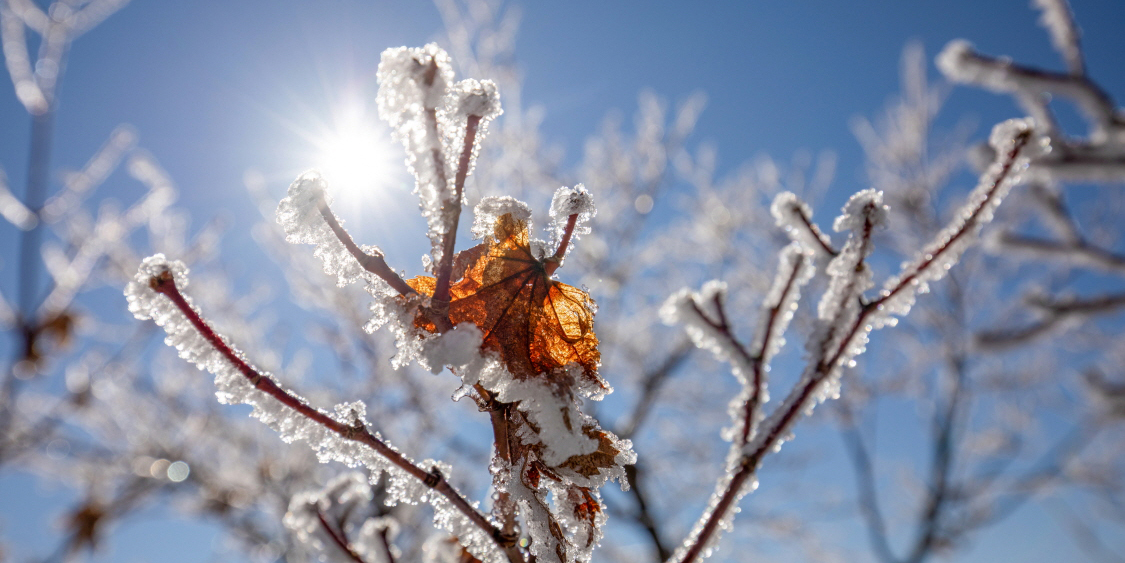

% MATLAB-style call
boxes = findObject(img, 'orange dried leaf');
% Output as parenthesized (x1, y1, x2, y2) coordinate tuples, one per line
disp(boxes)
(407, 213, 604, 391)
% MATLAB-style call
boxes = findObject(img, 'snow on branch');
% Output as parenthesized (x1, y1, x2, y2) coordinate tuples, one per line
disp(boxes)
(665, 118, 1037, 563)
(124, 255, 517, 563)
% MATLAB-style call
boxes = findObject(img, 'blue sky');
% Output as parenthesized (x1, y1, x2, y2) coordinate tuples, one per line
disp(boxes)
(2, 0, 1124, 561)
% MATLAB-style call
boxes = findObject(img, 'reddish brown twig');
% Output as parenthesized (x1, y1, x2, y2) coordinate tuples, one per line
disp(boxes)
(146, 271, 523, 563)
(316, 509, 369, 563)
(316, 199, 416, 297)
(544, 213, 578, 277)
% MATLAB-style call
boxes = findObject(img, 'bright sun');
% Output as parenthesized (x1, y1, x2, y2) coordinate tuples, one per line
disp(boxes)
(309, 101, 402, 203)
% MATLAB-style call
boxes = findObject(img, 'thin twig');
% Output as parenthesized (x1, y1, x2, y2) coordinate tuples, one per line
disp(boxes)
(976, 291, 1125, 348)
(316, 199, 416, 297)
(796, 205, 839, 258)
(617, 341, 693, 440)
(433, 114, 482, 306)
(839, 420, 898, 563)
(997, 232, 1125, 273)
(625, 462, 671, 562)
(317, 509, 369, 563)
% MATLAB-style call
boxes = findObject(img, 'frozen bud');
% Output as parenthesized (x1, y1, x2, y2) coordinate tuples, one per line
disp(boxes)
(125, 254, 189, 321)
(548, 184, 597, 256)
(377, 44, 455, 120)
(771, 191, 832, 257)
(550, 184, 596, 220)
(443, 79, 502, 122)
(935, 40, 982, 84)
(276, 171, 329, 244)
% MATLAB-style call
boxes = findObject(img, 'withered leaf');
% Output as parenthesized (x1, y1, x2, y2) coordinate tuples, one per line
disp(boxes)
(408, 213, 604, 391)
(557, 426, 624, 479)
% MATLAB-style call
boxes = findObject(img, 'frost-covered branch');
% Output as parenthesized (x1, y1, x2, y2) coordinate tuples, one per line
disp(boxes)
(665, 119, 1036, 563)
(432, 113, 481, 305)
(993, 231, 1125, 274)
(662, 244, 813, 563)
(771, 192, 837, 260)
(1033, 0, 1084, 76)
(126, 257, 519, 562)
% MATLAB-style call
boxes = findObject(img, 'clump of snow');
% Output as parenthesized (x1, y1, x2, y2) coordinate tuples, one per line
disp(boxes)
(832, 188, 888, 234)
(471, 196, 532, 240)
(377, 44, 454, 124)
(419, 322, 484, 375)
(276, 172, 368, 288)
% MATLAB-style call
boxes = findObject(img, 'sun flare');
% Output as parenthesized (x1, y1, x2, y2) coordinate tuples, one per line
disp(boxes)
(309, 102, 402, 203)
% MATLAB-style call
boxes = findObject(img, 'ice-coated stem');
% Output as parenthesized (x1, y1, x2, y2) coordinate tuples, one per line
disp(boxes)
(544, 213, 578, 277)
(485, 394, 520, 539)
(315, 197, 417, 297)
(433, 114, 482, 307)
(145, 270, 522, 562)
(684, 295, 758, 442)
